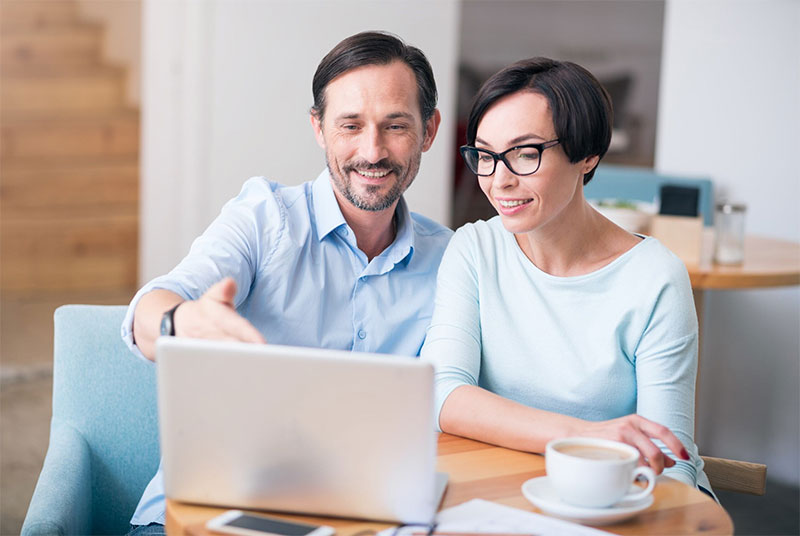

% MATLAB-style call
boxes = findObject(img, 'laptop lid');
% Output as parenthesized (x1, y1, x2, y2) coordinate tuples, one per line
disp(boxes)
(156, 337, 441, 524)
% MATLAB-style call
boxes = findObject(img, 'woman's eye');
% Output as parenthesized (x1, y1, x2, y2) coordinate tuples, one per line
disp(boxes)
(518, 151, 540, 160)
(478, 154, 494, 162)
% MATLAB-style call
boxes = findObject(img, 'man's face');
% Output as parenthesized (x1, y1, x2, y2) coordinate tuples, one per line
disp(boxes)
(311, 61, 440, 213)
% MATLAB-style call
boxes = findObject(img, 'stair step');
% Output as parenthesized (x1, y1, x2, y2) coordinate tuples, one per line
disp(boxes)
(1, 161, 139, 217)
(1, 22, 102, 68)
(1, 111, 139, 161)
(1, 66, 125, 113)
(1, 212, 138, 291)
(1, 0, 78, 30)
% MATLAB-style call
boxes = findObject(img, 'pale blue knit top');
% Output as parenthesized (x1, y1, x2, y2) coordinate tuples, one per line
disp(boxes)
(421, 216, 710, 491)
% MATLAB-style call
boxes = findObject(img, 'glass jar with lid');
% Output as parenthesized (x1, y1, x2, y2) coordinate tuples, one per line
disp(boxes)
(714, 202, 746, 264)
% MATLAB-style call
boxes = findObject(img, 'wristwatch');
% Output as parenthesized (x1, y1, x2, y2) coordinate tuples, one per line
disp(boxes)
(160, 302, 183, 336)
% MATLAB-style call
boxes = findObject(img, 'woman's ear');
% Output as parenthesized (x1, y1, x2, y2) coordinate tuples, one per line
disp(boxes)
(582, 155, 600, 175)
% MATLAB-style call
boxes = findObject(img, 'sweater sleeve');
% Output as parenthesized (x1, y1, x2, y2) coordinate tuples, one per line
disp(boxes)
(420, 226, 483, 431)
(634, 259, 701, 487)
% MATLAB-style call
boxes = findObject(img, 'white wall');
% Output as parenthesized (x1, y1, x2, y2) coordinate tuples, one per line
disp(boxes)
(140, 0, 459, 282)
(658, 0, 800, 485)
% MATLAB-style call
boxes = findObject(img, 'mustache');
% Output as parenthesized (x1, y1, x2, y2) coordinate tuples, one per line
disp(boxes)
(342, 159, 401, 175)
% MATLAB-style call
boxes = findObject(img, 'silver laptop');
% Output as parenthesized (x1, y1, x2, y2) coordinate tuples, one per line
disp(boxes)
(156, 337, 447, 524)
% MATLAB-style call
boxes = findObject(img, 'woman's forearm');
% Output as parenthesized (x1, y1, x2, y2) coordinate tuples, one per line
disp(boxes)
(438, 385, 583, 453)
(439, 385, 689, 473)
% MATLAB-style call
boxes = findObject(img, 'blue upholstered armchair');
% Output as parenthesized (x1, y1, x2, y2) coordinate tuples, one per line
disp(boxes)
(22, 305, 160, 535)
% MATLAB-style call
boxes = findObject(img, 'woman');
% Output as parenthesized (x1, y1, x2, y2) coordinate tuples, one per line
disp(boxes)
(421, 57, 711, 493)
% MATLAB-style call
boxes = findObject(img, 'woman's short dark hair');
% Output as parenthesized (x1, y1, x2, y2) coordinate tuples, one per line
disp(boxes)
(311, 31, 437, 123)
(466, 57, 613, 184)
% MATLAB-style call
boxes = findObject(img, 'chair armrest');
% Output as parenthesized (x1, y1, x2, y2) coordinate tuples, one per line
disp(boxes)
(21, 423, 93, 536)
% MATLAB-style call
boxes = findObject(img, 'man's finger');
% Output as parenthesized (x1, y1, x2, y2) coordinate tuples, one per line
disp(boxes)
(205, 277, 238, 307)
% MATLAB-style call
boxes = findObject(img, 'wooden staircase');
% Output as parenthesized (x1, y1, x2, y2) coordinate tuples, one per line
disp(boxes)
(1, 0, 139, 292)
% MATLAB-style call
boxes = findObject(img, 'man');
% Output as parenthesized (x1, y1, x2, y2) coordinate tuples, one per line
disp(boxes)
(122, 31, 452, 534)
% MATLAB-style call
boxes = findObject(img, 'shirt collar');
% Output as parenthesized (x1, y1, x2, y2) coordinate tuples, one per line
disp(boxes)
(312, 168, 347, 241)
(312, 168, 416, 266)
(389, 196, 415, 267)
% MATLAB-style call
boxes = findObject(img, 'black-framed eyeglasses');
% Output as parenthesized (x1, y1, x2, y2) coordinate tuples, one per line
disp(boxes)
(460, 139, 561, 177)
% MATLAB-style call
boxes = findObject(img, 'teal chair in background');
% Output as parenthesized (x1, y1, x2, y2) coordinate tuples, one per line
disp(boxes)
(22, 305, 159, 535)
(587, 164, 715, 226)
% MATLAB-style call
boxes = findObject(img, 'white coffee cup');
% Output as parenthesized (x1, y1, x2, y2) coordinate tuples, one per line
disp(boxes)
(545, 437, 656, 508)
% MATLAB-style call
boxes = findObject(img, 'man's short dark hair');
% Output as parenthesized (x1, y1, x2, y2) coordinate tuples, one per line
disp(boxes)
(311, 31, 437, 123)
(466, 57, 613, 184)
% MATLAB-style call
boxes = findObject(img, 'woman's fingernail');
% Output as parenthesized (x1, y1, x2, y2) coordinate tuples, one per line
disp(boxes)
(681, 448, 690, 460)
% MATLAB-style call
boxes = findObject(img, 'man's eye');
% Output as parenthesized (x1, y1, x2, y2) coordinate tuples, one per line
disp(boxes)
(388, 124, 407, 131)
(341, 124, 359, 131)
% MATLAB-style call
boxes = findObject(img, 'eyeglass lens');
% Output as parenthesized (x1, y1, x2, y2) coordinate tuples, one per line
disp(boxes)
(465, 146, 542, 176)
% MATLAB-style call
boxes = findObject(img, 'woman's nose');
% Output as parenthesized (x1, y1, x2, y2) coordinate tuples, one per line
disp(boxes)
(491, 159, 518, 188)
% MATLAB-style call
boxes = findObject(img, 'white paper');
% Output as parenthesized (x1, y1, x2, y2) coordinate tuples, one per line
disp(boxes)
(381, 499, 612, 536)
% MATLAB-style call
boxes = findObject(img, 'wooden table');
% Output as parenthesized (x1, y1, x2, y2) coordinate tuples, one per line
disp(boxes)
(687, 233, 800, 290)
(166, 434, 733, 535)
(687, 233, 800, 330)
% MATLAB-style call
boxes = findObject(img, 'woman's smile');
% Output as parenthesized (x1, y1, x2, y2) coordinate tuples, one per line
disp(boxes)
(494, 197, 534, 215)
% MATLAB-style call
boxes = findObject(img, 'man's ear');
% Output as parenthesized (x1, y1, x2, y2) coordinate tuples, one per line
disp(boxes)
(421, 109, 442, 153)
(310, 113, 326, 149)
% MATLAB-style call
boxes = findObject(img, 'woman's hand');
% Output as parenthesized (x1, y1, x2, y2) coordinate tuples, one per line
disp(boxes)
(574, 414, 690, 474)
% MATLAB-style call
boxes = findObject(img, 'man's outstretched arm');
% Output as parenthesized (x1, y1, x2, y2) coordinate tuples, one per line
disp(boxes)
(132, 277, 266, 361)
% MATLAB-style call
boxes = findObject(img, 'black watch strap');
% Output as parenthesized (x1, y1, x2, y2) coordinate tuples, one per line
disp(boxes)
(160, 302, 183, 336)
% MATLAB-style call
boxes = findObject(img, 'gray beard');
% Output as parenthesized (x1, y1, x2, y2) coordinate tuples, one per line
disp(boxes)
(327, 154, 420, 212)
(332, 173, 406, 212)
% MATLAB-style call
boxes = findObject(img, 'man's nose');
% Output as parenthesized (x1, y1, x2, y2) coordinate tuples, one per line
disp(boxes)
(360, 126, 389, 164)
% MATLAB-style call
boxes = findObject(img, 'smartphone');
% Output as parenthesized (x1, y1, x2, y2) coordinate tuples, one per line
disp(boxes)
(206, 510, 335, 536)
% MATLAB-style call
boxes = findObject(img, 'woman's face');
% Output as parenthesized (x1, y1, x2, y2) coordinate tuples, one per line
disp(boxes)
(475, 91, 595, 235)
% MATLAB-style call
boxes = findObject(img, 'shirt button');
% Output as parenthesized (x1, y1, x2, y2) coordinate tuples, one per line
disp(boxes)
(357, 329, 366, 339)
(359, 276, 367, 282)
(338, 228, 349, 236)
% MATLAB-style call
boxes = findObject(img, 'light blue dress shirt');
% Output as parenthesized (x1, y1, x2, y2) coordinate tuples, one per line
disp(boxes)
(121, 169, 452, 525)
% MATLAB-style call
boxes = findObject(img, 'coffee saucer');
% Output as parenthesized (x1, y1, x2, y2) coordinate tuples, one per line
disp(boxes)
(521, 476, 654, 525)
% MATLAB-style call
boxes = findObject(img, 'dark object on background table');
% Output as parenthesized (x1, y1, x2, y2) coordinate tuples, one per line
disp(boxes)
(659, 184, 700, 217)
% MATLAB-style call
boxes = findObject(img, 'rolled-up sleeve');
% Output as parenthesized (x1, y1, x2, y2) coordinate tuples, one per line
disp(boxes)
(121, 178, 283, 361)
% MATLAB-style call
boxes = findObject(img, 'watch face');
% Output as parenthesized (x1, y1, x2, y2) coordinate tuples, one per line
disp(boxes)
(160, 310, 173, 336)
(161, 303, 182, 336)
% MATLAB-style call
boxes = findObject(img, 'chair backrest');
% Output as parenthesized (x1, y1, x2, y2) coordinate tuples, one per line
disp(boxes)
(586, 164, 715, 226)
(52, 304, 159, 534)
(701, 456, 767, 495)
